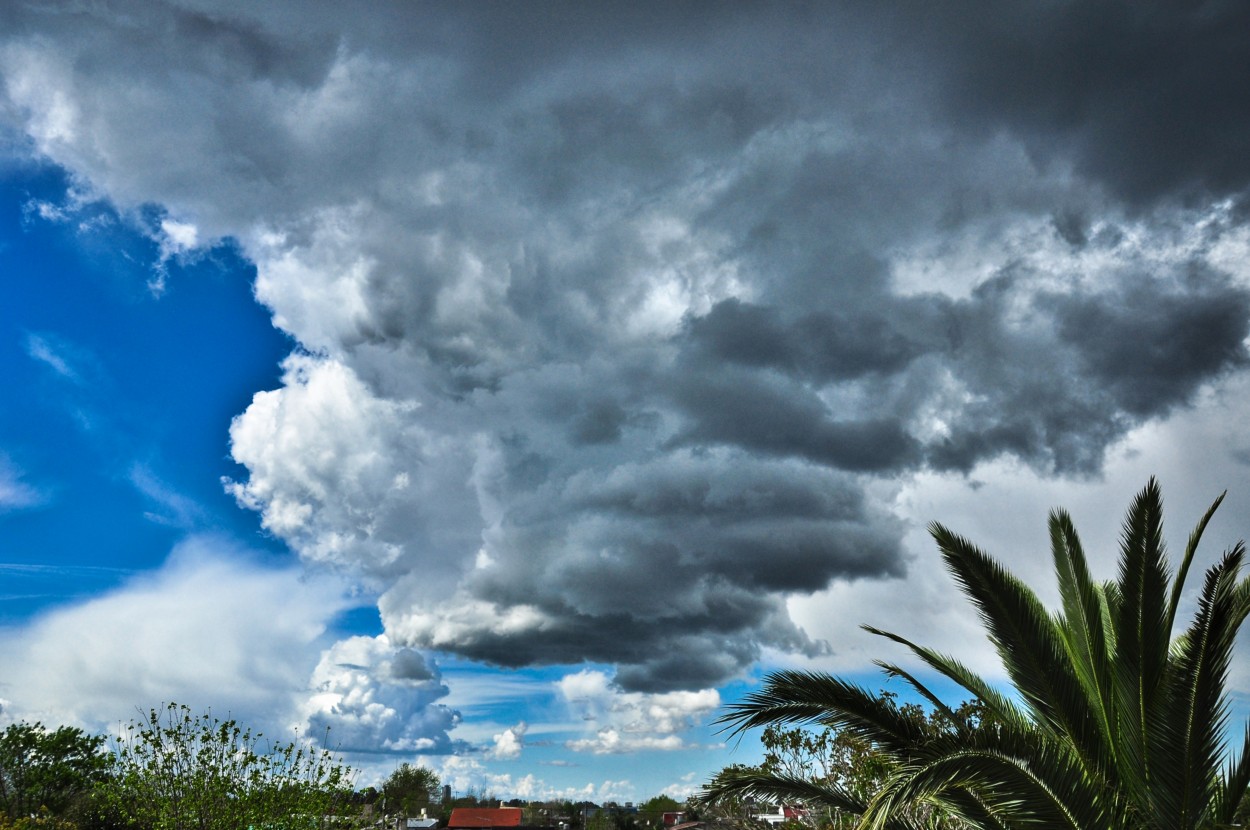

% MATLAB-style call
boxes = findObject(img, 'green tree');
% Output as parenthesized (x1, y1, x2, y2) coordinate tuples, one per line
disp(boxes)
(0, 722, 108, 821)
(381, 763, 439, 817)
(609, 812, 639, 830)
(98, 703, 358, 830)
(703, 479, 1250, 830)
(637, 796, 682, 830)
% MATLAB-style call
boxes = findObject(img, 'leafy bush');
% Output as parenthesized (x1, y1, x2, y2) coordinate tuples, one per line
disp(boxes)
(97, 703, 358, 830)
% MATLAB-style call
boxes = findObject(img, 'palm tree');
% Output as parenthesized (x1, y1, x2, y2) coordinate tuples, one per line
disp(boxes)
(703, 479, 1250, 830)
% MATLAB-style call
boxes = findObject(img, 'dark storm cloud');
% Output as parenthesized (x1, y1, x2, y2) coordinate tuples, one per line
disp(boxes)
(578, 459, 868, 521)
(684, 299, 934, 381)
(923, 261, 1250, 473)
(668, 364, 921, 472)
(406, 580, 821, 693)
(6, 1, 1250, 693)
(903, 0, 1250, 206)
(674, 255, 1250, 478)
(1049, 272, 1250, 416)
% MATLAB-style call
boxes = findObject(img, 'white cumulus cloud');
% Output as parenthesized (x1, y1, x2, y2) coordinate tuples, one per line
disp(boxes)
(303, 634, 460, 754)
(557, 670, 719, 755)
(488, 721, 527, 761)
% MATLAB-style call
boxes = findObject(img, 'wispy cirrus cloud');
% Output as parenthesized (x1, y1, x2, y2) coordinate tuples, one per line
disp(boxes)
(128, 463, 207, 529)
(0, 455, 42, 512)
(24, 333, 82, 384)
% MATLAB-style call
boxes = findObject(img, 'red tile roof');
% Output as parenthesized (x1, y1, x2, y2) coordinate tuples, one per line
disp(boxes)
(447, 808, 524, 828)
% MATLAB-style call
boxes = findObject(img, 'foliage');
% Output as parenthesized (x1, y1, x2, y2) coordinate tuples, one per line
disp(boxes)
(705, 700, 987, 829)
(519, 801, 581, 828)
(381, 763, 439, 817)
(638, 794, 681, 816)
(610, 813, 639, 830)
(638, 795, 682, 813)
(635, 796, 683, 830)
(97, 703, 359, 830)
(757, 713, 893, 812)
(702, 479, 1250, 830)
(0, 809, 81, 830)
(0, 722, 108, 821)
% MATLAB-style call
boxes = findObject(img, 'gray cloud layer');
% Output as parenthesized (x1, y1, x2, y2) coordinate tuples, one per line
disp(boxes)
(3, 1, 1249, 693)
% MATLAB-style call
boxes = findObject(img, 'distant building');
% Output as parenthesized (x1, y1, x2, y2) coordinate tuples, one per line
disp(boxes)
(447, 807, 524, 829)
(755, 806, 807, 826)
(389, 809, 438, 830)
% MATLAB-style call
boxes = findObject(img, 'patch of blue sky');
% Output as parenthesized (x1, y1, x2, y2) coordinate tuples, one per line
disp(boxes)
(0, 161, 293, 617)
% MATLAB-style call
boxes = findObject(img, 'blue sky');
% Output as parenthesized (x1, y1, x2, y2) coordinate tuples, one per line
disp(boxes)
(0, 163, 290, 617)
(4, 0, 1250, 805)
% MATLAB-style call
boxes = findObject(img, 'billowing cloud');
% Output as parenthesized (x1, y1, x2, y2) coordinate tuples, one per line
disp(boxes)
(304, 634, 461, 754)
(225, 353, 476, 589)
(3, 2, 1250, 698)
(489, 722, 527, 761)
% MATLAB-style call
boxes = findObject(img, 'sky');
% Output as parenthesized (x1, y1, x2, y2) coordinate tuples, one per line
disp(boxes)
(3, 0, 1250, 804)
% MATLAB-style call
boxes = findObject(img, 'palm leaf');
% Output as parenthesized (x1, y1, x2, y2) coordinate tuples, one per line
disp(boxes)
(699, 766, 876, 821)
(861, 741, 1104, 830)
(1050, 509, 1116, 764)
(861, 625, 1032, 734)
(872, 660, 960, 728)
(930, 523, 1106, 772)
(1209, 722, 1250, 828)
(705, 480, 1250, 830)
(1165, 490, 1226, 637)
(1112, 478, 1172, 795)
(1154, 546, 1248, 829)
(716, 671, 929, 754)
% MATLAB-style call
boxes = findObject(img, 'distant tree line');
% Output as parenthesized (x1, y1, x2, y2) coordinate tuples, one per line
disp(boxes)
(0, 705, 694, 830)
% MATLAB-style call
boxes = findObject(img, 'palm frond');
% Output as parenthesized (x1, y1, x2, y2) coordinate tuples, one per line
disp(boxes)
(1050, 509, 1116, 761)
(930, 523, 1106, 771)
(708, 479, 1250, 830)
(1154, 545, 1248, 829)
(860, 742, 1104, 830)
(699, 766, 870, 817)
(861, 625, 1031, 733)
(872, 660, 960, 727)
(1208, 722, 1250, 828)
(716, 671, 928, 754)
(1112, 478, 1172, 793)
(1165, 489, 1226, 637)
